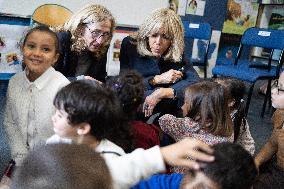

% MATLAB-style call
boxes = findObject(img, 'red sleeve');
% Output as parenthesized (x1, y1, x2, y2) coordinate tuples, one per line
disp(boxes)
(131, 121, 160, 149)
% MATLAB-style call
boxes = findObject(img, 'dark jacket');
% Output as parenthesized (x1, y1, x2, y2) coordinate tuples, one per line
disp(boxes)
(54, 31, 108, 82)
(119, 36, 200, 101)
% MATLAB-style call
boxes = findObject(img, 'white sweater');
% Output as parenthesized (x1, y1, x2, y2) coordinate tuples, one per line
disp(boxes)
(4, 67, 70, 164)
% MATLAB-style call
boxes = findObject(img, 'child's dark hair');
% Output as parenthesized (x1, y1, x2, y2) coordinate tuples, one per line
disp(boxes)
(106, 70, 144, 119)
(215, 77, 246, 142)
(53, 80, 133, 152)
(182, 143, 257, 189)
(184, 80, 233, 137)
(21, 25, 59, 53)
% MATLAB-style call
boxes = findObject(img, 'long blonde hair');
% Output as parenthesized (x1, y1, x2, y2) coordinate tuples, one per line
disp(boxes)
(57, 4, 115, 58)
(137, 8, 184, 62)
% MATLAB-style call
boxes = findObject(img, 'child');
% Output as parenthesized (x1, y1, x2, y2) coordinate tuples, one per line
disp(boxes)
(47, 79, 133, 154)
(132, 143, 257, 189)
(159, 80, 233, 173)
(11, 144, 112, 189)
(214, 77, 255, 155)
(180, 142, 257, 189)
(254, 72, 284, 189)
(47, 80, 214, 189)
(3, 25, 70, 165)
(106, 70, 160, 149)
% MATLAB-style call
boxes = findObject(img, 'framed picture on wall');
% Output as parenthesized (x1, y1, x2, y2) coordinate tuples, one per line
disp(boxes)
(0, 15, 30, 77)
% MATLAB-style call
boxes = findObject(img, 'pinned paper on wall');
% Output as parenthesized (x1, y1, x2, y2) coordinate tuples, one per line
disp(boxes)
(186, 0, 206, 16)
(0, 16, 29, 74)
(176, 0, 187, 16)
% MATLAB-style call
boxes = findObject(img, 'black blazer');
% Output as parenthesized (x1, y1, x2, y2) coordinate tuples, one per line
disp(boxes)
(54, 31, 108, 82)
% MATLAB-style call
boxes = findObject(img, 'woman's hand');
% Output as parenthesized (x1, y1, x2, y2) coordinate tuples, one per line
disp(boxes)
(143, 89, 163, 117)
(154, 69, 183, 84)
(143, 88, 175, 117)
(160, 138, 214, 170)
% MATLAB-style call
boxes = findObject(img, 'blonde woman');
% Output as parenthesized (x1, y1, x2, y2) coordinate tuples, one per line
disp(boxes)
(119, 8, 199, 118)
(55, 4, 115, 82)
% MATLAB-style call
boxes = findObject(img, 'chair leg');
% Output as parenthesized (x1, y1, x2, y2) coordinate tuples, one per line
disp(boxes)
(245, 84, 255, 117)
(261, 79, 272, 117)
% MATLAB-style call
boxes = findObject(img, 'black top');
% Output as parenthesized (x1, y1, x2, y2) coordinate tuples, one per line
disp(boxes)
(54, 31, 108, 82)
(119, 36, 200, 100)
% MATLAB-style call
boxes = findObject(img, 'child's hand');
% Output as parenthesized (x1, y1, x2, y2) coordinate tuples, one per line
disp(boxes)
(160, 138, 214, 170)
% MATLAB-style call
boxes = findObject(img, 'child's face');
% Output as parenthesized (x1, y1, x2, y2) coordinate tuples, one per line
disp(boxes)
(52, 109, 78, 138)
(22, 31, 59, 80)
(271, 73, 284, 109)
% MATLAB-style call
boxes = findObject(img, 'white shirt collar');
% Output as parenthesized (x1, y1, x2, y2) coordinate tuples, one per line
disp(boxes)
(23, 67, 55, 90)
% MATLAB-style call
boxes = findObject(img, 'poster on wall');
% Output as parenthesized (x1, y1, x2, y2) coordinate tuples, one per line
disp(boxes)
(222, 0, 259, 35)
(106, 29, 137, 76)
(0, 16, 29, 74)
(186, 0, 206, 16)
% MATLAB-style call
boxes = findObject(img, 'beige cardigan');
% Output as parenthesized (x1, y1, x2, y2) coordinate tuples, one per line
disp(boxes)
(255, 109, 284, 170)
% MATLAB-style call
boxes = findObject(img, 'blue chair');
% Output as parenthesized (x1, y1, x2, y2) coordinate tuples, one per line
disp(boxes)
(183, 21, 212, 78)
(212, 27, 284, 117)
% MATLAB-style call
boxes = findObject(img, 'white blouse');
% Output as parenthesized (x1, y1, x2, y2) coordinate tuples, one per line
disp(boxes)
(3, 67, 70, 164)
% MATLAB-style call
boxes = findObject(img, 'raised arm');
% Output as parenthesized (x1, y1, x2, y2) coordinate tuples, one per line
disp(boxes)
(106, 138, 214, 188)
(254, 129, 278, 169)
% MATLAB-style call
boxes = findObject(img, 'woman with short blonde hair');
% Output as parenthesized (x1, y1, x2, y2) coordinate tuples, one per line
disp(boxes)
(120, 8, 199, 118)
(137, 8, 184, 62)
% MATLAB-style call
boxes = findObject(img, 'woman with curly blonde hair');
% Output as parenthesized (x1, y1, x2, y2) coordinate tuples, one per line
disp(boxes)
(54, 4, 115, 82)
(120, 8, 199, 118)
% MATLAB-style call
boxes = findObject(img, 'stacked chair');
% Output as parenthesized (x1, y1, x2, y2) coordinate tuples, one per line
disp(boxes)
(212, 27, 284, 117)
(183, 21, 212, 78)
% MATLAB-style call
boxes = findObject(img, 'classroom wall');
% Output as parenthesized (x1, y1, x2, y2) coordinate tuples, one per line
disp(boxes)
(0, 0, 168, 27)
